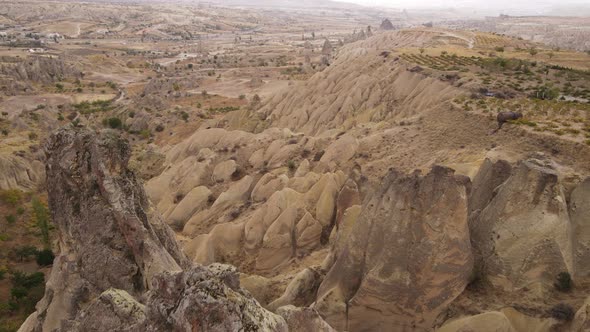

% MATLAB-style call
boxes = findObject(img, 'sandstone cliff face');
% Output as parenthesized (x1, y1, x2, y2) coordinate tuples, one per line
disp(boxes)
(315, 166, 473, 331)
(19, 128, 289, 332)
(470, 158, 573, 290)
(570, 178, 590, 277)
(0, 155, 43, 190)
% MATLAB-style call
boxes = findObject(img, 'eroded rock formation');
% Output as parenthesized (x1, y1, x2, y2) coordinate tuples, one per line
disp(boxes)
(470, 157, 573, 291)
(19, 128, 289, 332)
(315, 166, 473, 331)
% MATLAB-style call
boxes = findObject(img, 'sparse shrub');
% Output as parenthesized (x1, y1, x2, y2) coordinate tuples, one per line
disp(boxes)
(239, 94, 246, 100)
(1, 129, 8, 136)
(155, 124, 165, 132)
(5, 214, 16, 224)
(287, 160, 296, 171)
(201, 90, 208, 97)
(16, 207, 25, 215)
(32, 197, 50, 247)
(0, 269, 5, 281)
(57, 114, 64, 121)
(55, 83, 64, 91)
(313, 150, 325, 161)
(554, 272, 573, 292)
(0, 189, 22, 206)
(76, 87, 83, 93)
(494, 46, 504, 52)
(139, 129, 151, 139)
(549, 303, 575, 321)
(28, 132, 38, 140)
(180, 111, 189, 122)
(128, 111, 135, 118)
(35, 249, 55, 267)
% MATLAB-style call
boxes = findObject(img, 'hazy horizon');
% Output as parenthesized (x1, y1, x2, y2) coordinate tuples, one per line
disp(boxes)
(334, 0, 590, 15)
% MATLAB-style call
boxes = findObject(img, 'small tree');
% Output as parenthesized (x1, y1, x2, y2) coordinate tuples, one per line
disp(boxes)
(13, 246, 38, 262)
(32, 197, 50, 248)
(35, 249, 55, 267)
(529, 48, 538, 57)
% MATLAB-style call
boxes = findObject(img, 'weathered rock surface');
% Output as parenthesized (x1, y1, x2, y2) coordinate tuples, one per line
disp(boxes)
(573, 296, 590, 331)
(468, 158, 512, 218)
(19, 128, 288, 332)
(276, 305, 336, 332)
(315, 166, 473, 331)
(0, 155, 43, 190)
(438, 308, 557, 332)
(470, 158, 573, 290)
(267, 268, 322, 311)
(570, 178, 590, 277)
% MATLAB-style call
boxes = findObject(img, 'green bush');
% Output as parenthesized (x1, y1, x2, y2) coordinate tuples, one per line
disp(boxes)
(10, 271, 44, 289)
(0, 269, 5, 281)
(10, 286, 27, 300)
(13, 246, 38, 262)
(104, 117, 122, 129)
(35, 249, 55, 267)
(16, 207, 25, 215)
(554, 272, 573, 292)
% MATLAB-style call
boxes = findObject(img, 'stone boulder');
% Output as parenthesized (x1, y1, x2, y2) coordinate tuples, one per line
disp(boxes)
(315, 166, 473, 331)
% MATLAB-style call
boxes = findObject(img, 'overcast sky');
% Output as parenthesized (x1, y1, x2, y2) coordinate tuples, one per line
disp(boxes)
(335, 0, 590, 13)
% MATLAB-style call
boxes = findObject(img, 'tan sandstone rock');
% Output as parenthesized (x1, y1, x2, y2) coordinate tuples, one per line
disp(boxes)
(315, 166, 473, 331)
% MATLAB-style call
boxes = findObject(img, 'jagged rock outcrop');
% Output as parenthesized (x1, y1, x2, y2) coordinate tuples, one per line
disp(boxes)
(470, 158, 573, 291)
(380, 18, 395, 30)
(315, 166, 473, 331)
(321, 39, 333, 56)
(19, 128, 287, 332)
